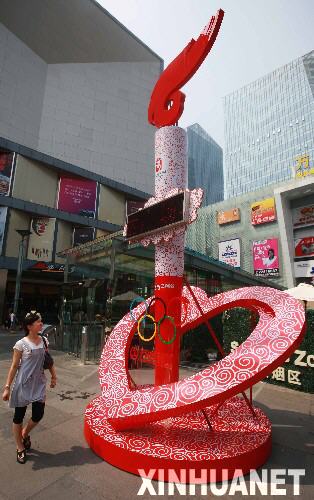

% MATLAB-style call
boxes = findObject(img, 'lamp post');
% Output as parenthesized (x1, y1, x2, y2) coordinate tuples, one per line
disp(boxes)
(13, 229, 32, 317)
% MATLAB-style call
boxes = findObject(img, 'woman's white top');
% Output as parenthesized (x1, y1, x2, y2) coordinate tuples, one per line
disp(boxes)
(13, 337, 49, 360)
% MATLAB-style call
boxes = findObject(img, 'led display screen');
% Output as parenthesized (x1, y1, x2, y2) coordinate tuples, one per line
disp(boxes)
(126, 192, 186, 240)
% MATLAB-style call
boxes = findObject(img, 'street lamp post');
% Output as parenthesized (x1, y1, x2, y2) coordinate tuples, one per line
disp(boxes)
(13, 229, 32, 317)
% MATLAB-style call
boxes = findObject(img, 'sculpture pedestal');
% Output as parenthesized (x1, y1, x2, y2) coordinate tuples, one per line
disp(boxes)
(84, 395, 271, 483)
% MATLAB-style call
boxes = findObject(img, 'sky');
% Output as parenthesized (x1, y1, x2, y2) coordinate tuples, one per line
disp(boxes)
(96, 0, 314, 147)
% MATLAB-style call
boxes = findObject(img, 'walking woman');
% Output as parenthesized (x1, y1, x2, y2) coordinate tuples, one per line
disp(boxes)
(2, 311, 57, 464)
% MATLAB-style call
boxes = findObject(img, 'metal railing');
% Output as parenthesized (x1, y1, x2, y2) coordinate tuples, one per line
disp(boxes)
(57, 323, 109, 363)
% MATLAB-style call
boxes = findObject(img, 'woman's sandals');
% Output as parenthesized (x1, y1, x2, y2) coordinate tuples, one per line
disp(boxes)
(16, 449, 26, 464)
(22, 435, 31, 450)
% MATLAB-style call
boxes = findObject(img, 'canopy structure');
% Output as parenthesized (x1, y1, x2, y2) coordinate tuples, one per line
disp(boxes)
(285, 283, 314, 302)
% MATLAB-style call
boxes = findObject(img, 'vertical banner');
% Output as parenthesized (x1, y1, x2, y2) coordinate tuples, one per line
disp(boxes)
(0, 207, 8, 254)
(253, 239, 279, 277)
(218, 238, 241, 267)
(27, 218, 56, 261)
(57, 177, 97, 217)
(0, 150, 14, 196)
(73, 227, 95, 247)
(251, 198, 276, 225)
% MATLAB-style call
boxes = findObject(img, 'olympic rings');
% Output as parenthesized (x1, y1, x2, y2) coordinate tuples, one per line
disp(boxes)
(167, 295, 189, 326)
(130, 296, 148, 322)
(157, 315, 177, 345)
(147, 296, 167, 322)
(137, 314, 156, 342)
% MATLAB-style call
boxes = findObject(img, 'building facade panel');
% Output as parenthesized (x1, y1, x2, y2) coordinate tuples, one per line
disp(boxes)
(224, 50, 314, 199)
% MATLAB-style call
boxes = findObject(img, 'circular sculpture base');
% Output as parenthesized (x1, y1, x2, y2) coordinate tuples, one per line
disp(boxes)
(84, 395, 271, 483)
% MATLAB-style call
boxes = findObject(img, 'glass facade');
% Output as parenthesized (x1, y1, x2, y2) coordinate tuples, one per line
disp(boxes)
(187, 124, 223, 206)
(224, 50, 314, 199)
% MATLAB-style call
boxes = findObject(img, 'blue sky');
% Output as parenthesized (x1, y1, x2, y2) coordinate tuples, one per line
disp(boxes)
(97, 0, 314, 146)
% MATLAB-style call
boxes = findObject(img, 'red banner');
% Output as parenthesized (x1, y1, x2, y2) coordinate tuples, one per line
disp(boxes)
(295, 237, 314, 258)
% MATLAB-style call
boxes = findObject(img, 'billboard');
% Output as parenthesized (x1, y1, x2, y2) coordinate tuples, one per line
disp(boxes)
(292, 205, 314, 228)
(294, 259, 314, 278)
(253, 239, 279, 277)
(0, 150, 14, 196)
(73, 227, 95, 247)
(251, 198, 276, 225)
(27, 218, 56, 261)
(218, 238, 240, 268)
(295, 236, 314, 258)
(217, 208, 240, 225)
(0, 207, 8, 254)
(57, 177, 97, 217)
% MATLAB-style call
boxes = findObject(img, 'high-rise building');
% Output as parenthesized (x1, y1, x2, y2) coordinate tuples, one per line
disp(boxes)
(187, 124, 223, 205)
(224, 50, 314, 199)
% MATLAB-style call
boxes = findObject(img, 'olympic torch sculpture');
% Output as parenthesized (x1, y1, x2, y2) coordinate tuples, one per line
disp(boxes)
(85, 10, 306, 482)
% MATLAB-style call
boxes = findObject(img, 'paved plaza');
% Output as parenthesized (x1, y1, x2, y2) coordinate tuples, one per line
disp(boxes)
(0, 330, 313, 499)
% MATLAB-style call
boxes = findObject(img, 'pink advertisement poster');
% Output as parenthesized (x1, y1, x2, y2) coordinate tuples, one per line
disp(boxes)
(57, 177, 97, 217)
(253, 239, 279, 277)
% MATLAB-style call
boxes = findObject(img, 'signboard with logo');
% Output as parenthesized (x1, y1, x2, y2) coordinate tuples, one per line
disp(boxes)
(217, 208, 240, 225)
(0, 150, 14, 196)
(253, 239, 279, 277)
(294, 154, 313, 178)
(27, 218, 56, 261)
(251, 198, 276, 225)
(73, 227, 95, 247)
(295, 237, 314, 258)
(0, 207, 8, 254)
(293, 205, 314, 228)
(294, 259, 314, 278)
(218, 239, 240, 268)
(57, 177, 97, 217)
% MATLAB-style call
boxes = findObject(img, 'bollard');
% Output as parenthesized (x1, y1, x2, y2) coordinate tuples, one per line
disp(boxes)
(81, 325, 88, 364)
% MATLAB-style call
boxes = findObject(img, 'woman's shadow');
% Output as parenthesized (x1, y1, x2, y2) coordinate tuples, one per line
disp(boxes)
(26, 445, 102, 470)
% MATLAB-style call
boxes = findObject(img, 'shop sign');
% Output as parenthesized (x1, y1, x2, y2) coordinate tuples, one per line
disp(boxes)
(293, 205, 314, 228)
(294, 259, 314, 278)
(217, 207, 240, 225)
(253, 239, 279, 277)
(294, 236, 314, 258)
(218, 238, 240, 267)
(251, 198, 276, 225)
(294, 154, 314, 178)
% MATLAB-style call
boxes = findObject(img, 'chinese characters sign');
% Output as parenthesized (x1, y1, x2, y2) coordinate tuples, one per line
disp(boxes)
(57, 177, 97, 217)
(293, 205, 314, 228)
(251, 198, 276, 225)
(253, 239, 279, 277)
(218, 238, 240, 267)
(217, 208, 240, 225)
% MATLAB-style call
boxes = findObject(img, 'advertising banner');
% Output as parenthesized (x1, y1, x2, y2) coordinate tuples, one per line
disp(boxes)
(57, 177, 97, 217)
(294, 236, 314, 258)
(0, 150, 14, 196)
(126, 200, 146, 216)
(294, 260, 314, 278)
(73, 227, 95, 247)
(218, 238, 240, 267)
(292, 205, 314, 228)
(217, 208, 240, 225)
(27, 218, 56, 261)
(251, 198, 276, 225)
(0, 207, 8, 254)
(253, 239, 279, 277)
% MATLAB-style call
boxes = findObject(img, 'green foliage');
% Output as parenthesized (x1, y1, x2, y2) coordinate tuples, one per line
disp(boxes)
(223, 308, 314, 394)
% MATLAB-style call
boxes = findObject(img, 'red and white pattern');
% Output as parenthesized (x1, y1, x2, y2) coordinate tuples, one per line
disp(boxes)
(96, 286, 305, 430)
(84, 396, 271, 482)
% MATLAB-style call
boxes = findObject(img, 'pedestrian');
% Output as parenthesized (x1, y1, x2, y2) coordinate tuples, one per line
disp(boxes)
(9, 311, 16, 330)
(2, 311, 57, 464)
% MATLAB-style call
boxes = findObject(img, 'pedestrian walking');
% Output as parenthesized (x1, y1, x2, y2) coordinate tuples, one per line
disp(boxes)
(2, 311, 57, 464)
